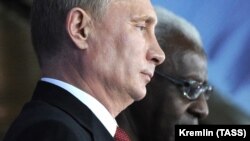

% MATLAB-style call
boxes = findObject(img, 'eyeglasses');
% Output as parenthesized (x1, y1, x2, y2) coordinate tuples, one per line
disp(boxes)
(155, 70, 213, 101)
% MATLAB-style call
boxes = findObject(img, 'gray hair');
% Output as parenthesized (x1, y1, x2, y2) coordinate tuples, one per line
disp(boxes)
(154, 6, 206, 73)
(154, 6, 203, 49)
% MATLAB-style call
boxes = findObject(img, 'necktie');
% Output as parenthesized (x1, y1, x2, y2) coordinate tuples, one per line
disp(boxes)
(114, 127, 131, 141)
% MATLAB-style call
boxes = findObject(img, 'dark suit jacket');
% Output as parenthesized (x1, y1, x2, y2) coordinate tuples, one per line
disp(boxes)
(3, 81, 114, 141)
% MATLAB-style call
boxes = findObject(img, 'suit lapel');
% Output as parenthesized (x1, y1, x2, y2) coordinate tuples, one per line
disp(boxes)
(32, 81, 114, 141)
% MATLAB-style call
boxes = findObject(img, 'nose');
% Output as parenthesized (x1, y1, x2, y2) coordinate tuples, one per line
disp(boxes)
(187, 94, 209, 119)
(147, 35, 165, 66)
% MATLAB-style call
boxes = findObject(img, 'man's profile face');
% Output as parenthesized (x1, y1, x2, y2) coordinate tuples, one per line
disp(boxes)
(88, 0, 165, 102)
(146, 38, 209, 141)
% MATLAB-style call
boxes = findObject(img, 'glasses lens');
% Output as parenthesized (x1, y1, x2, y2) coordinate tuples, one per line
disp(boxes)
(183, 84, 212, 100)
(155, 71, 213, 101)
(204, 85, 213, 100)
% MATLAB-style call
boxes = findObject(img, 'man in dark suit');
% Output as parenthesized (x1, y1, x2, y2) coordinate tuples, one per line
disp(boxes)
(117, 7, 212, 141)
(3, 0, 165, 141)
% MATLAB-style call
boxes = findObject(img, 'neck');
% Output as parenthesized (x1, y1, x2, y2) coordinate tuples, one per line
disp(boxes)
(41, 59, 133, 118)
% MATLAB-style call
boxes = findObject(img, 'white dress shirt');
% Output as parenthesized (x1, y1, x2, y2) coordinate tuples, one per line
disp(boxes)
(41, 77, 118, 137)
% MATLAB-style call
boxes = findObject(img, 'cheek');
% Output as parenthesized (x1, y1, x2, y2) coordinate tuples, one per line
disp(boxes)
(164, 88, 188, 115)
(120, 33, 147, 60)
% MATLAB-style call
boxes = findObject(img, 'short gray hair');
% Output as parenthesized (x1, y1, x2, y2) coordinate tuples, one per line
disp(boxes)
(154, 6, 203, 49)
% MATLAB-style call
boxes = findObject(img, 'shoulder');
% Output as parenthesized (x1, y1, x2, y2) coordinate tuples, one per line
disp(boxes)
(3, 100, 92, 141)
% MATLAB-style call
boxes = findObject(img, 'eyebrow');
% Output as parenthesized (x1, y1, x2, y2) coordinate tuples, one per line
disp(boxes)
(131, 15, 157, 25)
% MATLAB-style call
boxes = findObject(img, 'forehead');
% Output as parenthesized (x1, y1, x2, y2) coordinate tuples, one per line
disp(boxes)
(106, 0, 157, 22)
(176, 52, 207, 81)
(157, 32, 207, 79)
(181, 52, 206, 70)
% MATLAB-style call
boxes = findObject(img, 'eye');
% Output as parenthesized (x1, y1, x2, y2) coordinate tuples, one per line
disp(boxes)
(139, 26, 146, 31)
(136, 25, 146, 31)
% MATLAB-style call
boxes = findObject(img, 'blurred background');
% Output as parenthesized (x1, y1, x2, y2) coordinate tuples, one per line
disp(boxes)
(0, 0, 40, 140)
(0, 0, 249, 140)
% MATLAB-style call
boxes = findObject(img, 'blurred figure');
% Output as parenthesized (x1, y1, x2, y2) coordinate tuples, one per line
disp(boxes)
(159, 0, 250, 117)
(117, 7, 212, 141)
(3, 0, 165, 141)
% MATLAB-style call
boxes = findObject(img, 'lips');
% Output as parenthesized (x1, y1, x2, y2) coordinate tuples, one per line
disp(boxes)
(146, 72, 153, 79)
(141, 70, 154, 82)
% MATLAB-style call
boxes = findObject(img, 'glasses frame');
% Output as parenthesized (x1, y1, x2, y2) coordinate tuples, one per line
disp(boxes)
(155, 70, 213, 101)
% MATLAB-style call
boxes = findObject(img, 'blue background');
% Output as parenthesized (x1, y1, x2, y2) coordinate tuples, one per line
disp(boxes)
(152, 0, 250, 116)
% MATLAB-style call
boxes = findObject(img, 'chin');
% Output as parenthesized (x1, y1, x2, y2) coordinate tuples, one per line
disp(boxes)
(133, 90, 147, 101)
(129, 84, 147, 101)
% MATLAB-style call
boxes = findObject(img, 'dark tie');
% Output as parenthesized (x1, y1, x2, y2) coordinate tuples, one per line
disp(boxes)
(114, 127, 131, 141)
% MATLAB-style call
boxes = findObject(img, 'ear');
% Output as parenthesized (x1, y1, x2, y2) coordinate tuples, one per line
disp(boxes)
(66, 7, 92, 50)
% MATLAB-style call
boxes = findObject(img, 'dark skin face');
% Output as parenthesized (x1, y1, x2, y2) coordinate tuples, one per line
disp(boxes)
(150, 52, 208, 141)
(123, 35, 209, 141)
